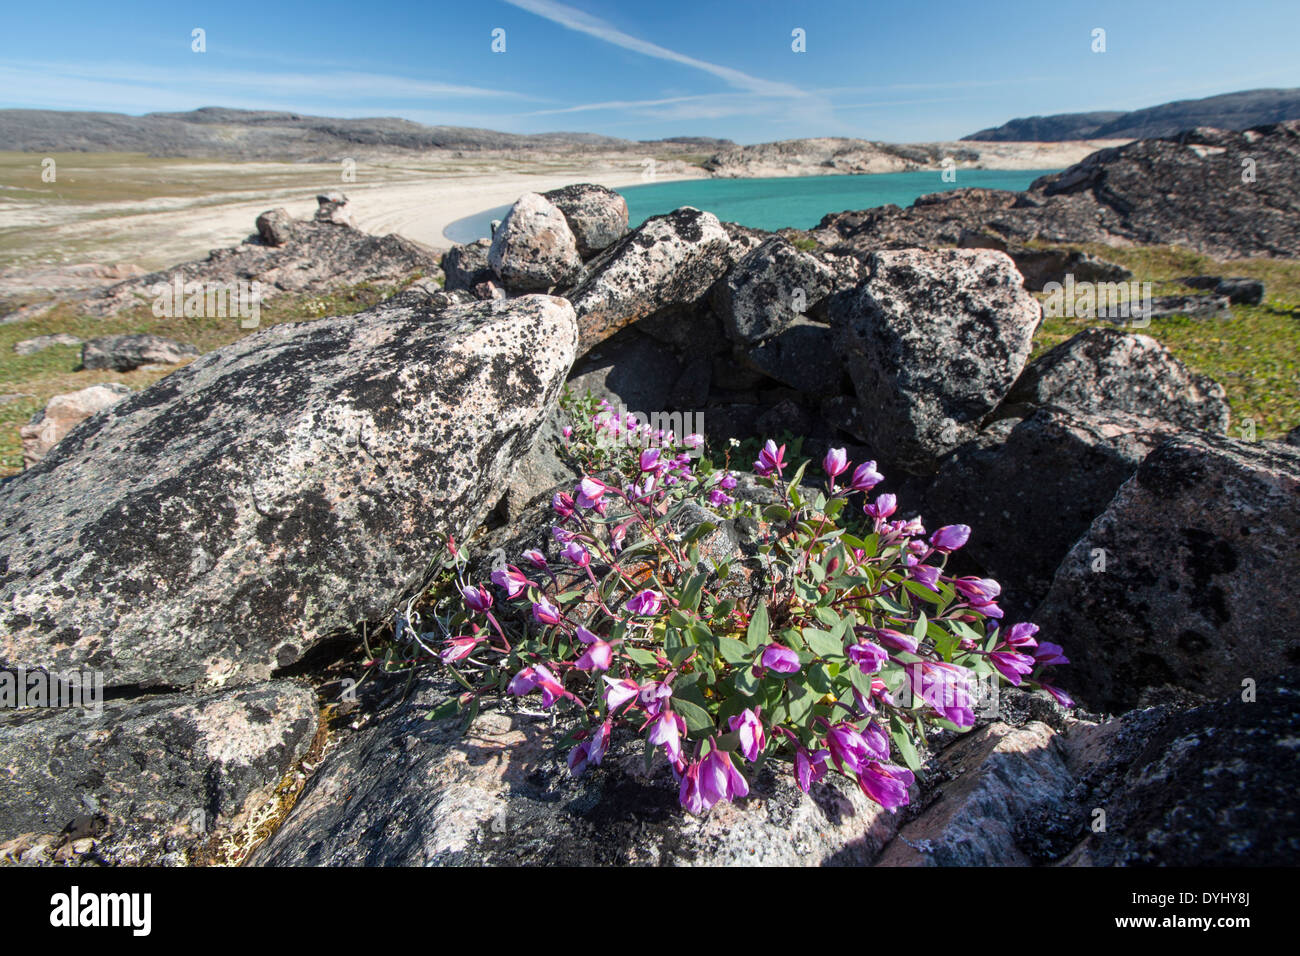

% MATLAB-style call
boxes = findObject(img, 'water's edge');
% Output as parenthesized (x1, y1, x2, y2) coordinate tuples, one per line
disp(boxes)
(442, 169, 1059, 244)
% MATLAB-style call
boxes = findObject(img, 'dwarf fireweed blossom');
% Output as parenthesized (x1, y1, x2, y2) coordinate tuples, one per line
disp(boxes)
(419, 393, 1071, 818)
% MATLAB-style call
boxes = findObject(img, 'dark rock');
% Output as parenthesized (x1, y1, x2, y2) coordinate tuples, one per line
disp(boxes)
(756, 398, 813, 438)
(745, 319, 843, 397)
(0, 295, 578, 689)
(1178, 274, 1266, 305)
(81, 333, 199, 372)
(635, 307, 729, 357)
(1061, 674, 1300, 865)
(1147, 293, 1232, 320)
(496, 406, 580, 523)
(84, 214, 440, 316)
(1004, 327, 1230, 433)
(1033, 432, 1300, 712)
(442, 239, 494, 291)
(0, 680, 317, 866)
(566, 327, 683, 414)
(668, 357, 712, 409)
(541, 183, 629, 259)
(714, 237, 837, 345)
(821, 122, 1300, 260)
(876, 721, 1072, 866)
(473, 279, 507, 301)
(830, 248, 1040, 473)
(923, 407, 1179, 617)
(378, 279, 474, 313)
(313, 191, 353, 226)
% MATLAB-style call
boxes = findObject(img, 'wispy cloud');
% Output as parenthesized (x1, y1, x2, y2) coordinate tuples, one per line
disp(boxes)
(502, 0, 809, 100)
(1, 60, 532, 106)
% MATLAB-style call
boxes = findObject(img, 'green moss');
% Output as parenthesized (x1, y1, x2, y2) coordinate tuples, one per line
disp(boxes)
(1032, 245, 1300, 440)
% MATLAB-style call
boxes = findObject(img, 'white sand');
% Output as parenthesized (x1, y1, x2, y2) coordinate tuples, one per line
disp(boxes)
(3, 158, 706, 274)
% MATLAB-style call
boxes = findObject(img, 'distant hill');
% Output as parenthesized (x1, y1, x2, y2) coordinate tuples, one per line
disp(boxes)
(964, 88, 1300, 141)
(0, 106, 665, 159)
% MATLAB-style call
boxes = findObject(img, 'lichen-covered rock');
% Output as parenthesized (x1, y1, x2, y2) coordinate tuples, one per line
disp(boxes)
(442, 238, 494, 292)
(1060, 674, 1300, 865)
(0, 680, 317, 866)
(819, 122, 1300, 260)
(830, 248, 1041, 473)
(81, 333, 199, 372)
(0, 295, 578, 689)
(541, 183, 629, 259)
(19, 383, 131, 468)
(13, 333, 82, 356)
(251, 675, 901, 866)
(1004, 327, 1230, 433)
(488, 192, 582, 293)
(565, 207, 738, 355)
(877, 721, 1073, 866)
(1033, 433, 1300, 712)
(714, 237, 838, 345)
(83, 212, 440, 316)
(255, 207, 295, 247)
(313, 191, 354, 227)
(376, 279, 475, 313)
(922, 406, 1180, 617)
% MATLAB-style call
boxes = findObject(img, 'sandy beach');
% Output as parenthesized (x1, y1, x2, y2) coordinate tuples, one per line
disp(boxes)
(0, 153, 708, 276)
(0, 138, 1120, 279)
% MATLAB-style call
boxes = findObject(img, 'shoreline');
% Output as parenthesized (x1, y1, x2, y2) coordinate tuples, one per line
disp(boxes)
(0, 138, 1121, 276)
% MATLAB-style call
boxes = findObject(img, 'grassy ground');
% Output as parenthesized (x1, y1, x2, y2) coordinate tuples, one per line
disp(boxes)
(0, 280, 413, 474)
(1030, 244, 1300, 440)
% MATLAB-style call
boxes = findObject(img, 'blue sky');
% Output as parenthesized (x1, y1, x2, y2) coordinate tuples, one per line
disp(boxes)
(2, 0, 1298, 143)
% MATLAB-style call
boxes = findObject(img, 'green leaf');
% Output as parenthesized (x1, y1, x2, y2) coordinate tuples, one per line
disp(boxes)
(786, 680, 817, 725)
(903, 580, 945, 605)
(889, 716, 923, 772)
(808, 662, 834, 695)
(717, 635, 751, 664)
(424, 698, 459, 722)
(682, 521, 717, 544)
(673, 697, 716, 735)
(680, 572, 708, 612)
(746, 601, 770, 649)
(786, 459, 810, 497)
(803, 626, 847, 659)
(763, 504, 792, 522)
(733, 667, 760, 697)
(625, 647, 659, 667)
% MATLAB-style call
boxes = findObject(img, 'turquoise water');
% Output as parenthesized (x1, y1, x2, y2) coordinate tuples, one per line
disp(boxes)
(442, 168, 1058, 244)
